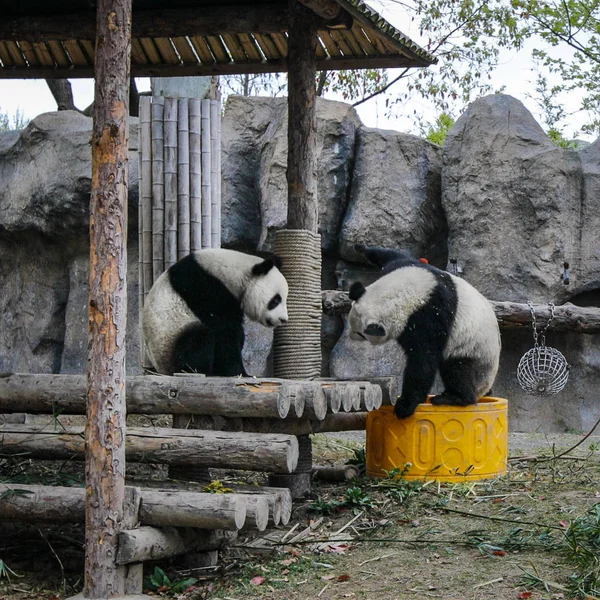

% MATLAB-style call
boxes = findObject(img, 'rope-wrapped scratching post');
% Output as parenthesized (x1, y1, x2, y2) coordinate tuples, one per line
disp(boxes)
(273, 230, 322, 379)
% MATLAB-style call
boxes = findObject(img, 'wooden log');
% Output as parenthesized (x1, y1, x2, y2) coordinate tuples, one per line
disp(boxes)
(229, 411, 368, 435)
(117, 527, 236, 565)
(299, 382, 327, 420)
(320, 382, 341, 414)
(0, 484, 245, 530)
(241, 495, 269, 532)
(322, 291, 600, 334)
(358, 382, 381, 412)
(229, 484, 292, 526)
(313, 465, 359, 482)
(298, 0, 341, 19)
(201, 99, 212, 247)
(189, 98, 202, 252)
(87, 0, 131, 594)
(163, 96, 178, 269)
(130, 479, 291, 528)
(177, 97, 191, 259)
(0, 424, 300, 473)
(0, 374, 308, 419)
(151, 95, 165, 282)
(339, 383, 360, 412)
(140, 490, 245, 529)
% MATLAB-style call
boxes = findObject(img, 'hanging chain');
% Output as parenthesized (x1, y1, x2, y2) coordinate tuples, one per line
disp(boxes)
(527, 301, 556, 348)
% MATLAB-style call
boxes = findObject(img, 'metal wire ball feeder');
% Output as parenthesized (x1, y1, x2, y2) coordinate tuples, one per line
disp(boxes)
(517, 302, 570, 396)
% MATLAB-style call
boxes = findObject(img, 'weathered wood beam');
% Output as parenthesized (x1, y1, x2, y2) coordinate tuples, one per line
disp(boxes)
(313, 465, 360, 482)
(0, 484, 246, 530)
(322, 291, 600, 333)
(0, 57, 430, 80)
(86, 0, 131, 596)
(297, 0, 341, 20)
(286, 0, 319, 231)
(0, 424, 299, 473)
(0, 374, 318, 418)
(117, 527, 236, 565)
(0, 6, 291, 42)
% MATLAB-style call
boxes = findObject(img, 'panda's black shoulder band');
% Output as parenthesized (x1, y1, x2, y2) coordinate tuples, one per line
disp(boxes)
(349, 281, 366, 301)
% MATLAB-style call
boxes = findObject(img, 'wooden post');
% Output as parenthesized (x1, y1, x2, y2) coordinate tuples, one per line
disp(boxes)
(86, 0, 132, 596)
(286, 0, 318, 232)
(269, 0, 320, 499)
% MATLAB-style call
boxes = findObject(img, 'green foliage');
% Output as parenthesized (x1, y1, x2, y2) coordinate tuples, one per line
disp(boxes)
(0, 107, 28, 132)
(423, 112, 456, 146)
(202, 480, 234, 494)
(145, 566, 198, 597)
(0, 559, 21, 582)
(308, 485, 377, 515)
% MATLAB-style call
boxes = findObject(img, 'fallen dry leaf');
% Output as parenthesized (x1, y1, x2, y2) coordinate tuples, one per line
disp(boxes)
(517, 592, 533, 599)
(250, 576, 265, 586)
(337, 574, 351, 582)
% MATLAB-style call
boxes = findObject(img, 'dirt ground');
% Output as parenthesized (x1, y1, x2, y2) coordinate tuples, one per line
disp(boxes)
(2, 431, 600, 600)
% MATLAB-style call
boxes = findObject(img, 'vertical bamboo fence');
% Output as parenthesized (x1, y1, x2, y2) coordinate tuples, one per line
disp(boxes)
(139, 96, 222, 362)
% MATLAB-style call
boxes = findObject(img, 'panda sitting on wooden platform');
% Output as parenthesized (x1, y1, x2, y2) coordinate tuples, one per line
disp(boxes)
(142, 249, 289, 376)
(348, 244, 501, 419)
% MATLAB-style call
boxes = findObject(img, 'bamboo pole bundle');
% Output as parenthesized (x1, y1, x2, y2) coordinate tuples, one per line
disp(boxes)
(163, 97, 178, 268)
(210, 99, 221, 248)
(151, 96, 165, 282)
(189, 98, 202, 252)
(200, 98, 212, 247)
(177, 97, 190, 259)
(139, 96, 153, 304)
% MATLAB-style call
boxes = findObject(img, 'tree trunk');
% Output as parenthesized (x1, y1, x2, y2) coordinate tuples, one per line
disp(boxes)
(86, 0, 132, 596)
(46, 78, 77, 110)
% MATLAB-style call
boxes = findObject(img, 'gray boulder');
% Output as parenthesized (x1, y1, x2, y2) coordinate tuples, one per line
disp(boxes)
(221, 95, 361, 253)
(340, 127, 445, 266)
(443, 94, 582, 302)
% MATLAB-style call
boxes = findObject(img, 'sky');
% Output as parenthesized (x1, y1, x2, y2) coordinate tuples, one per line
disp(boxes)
(0, 2, 592, 141)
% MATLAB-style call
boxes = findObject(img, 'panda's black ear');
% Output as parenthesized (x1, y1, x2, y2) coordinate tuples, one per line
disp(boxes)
(252, 258, 278, 277)
(349, 281, 366, 301)
(271, 255, 283, 270)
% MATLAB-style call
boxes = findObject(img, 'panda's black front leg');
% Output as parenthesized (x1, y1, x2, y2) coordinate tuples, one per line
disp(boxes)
(212, 322, 248, 377)
(395, 352, 438, 419)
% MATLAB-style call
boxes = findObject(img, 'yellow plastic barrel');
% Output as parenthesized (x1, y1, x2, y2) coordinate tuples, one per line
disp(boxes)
(366, 397, 508, 482)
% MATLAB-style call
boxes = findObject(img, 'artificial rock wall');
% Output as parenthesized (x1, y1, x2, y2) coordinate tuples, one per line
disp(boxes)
(1, 94, 599, 433)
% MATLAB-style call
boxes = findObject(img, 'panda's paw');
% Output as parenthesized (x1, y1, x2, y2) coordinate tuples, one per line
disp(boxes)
(394, 401, 415, 419)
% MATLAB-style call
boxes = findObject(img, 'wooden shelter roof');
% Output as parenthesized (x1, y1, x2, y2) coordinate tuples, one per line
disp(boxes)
(0, 0, 436, 79)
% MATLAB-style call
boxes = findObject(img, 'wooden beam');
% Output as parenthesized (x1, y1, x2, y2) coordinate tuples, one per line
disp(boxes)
(297, 0, 341, 20)
(0, 374, 329, 419)
(0, 424, 300, 473)
(0, 57, 430, 79)
(286, 0, 319, 231)
(0, 484, 246, 530)
(0, 6, 291, 42)
(116, 527, 236, 565)
(322, 291, 600, 334)
(86, 0, 131, 596)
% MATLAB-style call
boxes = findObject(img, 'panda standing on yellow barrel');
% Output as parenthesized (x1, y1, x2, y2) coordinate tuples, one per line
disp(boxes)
(348, 244, 501, 419)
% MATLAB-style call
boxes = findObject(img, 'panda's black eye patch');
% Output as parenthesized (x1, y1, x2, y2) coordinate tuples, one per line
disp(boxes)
(267, 294, 282, 311)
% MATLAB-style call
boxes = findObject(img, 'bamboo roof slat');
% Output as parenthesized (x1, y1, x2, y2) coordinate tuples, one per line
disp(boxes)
(319, 30, 343, 58)
(17, 40, 39, 66)
(237, 33, 263, 62)
(79, 39, 95, 64)
(253, 33, 280, 60)
(339, 29, 365, 56)
(171, 37, 198, 64)
(139, 38, 163, 64)
(47, 40, 71, 67)
(131, 38, 149, 64)
(63, 39, 89, 66)
(189, 36, 215, 63)
(351, 25, 377, 55)
(328, 30, 354, 56)
(205, 35, 230, 63)
(32, 42, 55, 67)
(6, 41, 26, 67)
(0, 42, 14, 67)
(269, 32, 288, 57)
(154, 37, 181, 64)
(222, 34, 248, 62)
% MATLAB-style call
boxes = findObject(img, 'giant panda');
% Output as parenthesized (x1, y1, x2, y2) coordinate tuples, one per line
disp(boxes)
(348, 244, 501, 419)
(142, 249, 289, 376)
